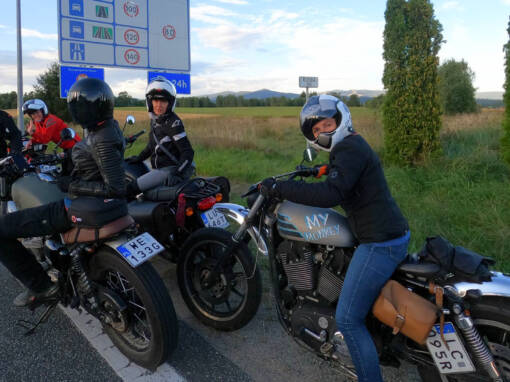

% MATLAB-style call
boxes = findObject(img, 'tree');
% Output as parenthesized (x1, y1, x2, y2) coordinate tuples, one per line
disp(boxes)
(382, 0, 443, 165)
(501, 17, 510, 165)
(347, 94, 361, 107)
(31, 62, 72, 121)
(438, 59, 477, 114)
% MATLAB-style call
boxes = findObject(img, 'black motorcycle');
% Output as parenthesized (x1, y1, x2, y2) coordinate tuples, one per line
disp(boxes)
(211, 148, 510, 381)
(0, 154, 179, 370)
(122, 117, 262, 331)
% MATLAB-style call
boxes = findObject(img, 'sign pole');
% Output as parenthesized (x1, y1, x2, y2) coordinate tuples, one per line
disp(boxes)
(306, 87, 309, 103)
(16, 0, 24, 132)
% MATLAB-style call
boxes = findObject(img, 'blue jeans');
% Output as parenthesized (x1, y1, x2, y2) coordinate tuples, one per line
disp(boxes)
(335, 232, 410, 382)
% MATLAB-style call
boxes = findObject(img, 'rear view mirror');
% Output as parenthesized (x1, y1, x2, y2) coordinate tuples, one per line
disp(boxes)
(303, 147, 318, 163)
(126, 115, 135, 125)
(60, 128, 76, 141)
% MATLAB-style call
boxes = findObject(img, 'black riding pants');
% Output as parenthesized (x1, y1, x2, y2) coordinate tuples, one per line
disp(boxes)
(0, 200, 71, 292)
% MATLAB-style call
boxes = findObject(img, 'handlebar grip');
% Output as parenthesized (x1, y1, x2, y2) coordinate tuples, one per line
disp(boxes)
(314, 165, 329, 178)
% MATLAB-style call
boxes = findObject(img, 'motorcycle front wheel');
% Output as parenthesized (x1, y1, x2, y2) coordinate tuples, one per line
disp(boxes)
(419, 296, 510, 382)
(177, 227, 262, 331)
(88, 247, 179, 370)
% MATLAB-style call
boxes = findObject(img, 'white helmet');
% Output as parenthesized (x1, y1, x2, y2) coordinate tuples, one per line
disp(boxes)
(22, 98, 48, 117)
(300, 95, 354, 152)
(145, 76, 177, 115)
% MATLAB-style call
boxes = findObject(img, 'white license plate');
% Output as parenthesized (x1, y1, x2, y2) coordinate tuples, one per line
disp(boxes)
(116, 232, 164, 267)
(427, 322, 475, 374)
(201, 209, 229, 228)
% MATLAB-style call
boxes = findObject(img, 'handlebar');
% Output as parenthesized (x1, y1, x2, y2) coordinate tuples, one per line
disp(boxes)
(125, 130, 146, 144)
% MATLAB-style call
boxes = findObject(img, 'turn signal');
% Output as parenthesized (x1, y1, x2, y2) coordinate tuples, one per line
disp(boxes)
(215, 193, 223, 202)
(197, 196, 216, 210)
(185, 207, 194, 216)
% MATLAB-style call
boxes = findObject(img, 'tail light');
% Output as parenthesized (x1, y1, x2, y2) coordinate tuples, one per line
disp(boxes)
(197, 196, 216, 211)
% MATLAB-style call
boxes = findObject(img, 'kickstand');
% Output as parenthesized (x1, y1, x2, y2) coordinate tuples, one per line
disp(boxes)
(16, 300, 59, 336)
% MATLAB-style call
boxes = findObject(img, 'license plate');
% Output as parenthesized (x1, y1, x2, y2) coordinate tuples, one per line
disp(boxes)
(201, 209, 229, 228)
(426, 322, 475, 374)
(116, 232, 164, 267)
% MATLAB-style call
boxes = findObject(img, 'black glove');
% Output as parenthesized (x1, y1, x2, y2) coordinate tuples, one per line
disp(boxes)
(125, 156, 140, 164)
(166, 175, 184, 187)
(56, 176, 72, 192)
(258, 177, 281, 199)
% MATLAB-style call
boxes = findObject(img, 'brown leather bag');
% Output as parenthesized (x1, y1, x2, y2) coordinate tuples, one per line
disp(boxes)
(372, 280, 438, 345)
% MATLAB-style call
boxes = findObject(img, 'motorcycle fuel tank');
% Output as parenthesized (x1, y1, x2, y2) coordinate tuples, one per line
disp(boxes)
(276, 201, 356, 247)
(12, 174, 65, 210)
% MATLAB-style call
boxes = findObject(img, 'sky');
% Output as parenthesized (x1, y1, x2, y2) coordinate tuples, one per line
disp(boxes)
(0, 0, 509, 99)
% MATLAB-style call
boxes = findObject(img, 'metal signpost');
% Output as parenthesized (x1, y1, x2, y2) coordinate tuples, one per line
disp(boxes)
(58, 0, 190, 93)
(299, 76, 319, 102)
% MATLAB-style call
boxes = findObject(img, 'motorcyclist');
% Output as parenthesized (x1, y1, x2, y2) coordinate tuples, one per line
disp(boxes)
(125, 76, 194, 196)
(259, 95, 409, 382)
(0, 78, 126, 307)
(0, 109, 22, 157)
(22, 98, 81, 150)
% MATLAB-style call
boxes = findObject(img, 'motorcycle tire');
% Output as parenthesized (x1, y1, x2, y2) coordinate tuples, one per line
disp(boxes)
(88, 247, 179, 370)
(418, 296, 510, 382)
(177, 227, 262, 331)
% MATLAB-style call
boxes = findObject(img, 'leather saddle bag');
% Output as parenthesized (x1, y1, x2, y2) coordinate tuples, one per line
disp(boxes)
(372, 280, 438, 344)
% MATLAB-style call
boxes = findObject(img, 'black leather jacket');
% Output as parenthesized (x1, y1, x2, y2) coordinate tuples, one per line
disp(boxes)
(68, 119, 126, 198)
(0, 110, 22, 158)
(136, 112, 194, 173)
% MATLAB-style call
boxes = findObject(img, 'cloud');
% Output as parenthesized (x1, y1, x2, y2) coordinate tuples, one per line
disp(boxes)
(441, 1, 462, 10)
(191, 4, 237, 25)
(194, 24, 264, 51)
(21, 28, 58, 40)
(212, 0, 248, 4)
(502, 0, 510, 5)
(30, 49, 58, 61)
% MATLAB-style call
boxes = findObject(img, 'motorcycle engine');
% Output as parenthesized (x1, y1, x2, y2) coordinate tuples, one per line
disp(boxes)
(276, 240, 351, 353)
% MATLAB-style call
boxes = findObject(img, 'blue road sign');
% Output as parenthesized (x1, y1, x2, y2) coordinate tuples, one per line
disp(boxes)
(60, 66, 104, 98)
(69, 20, 84, 39)
(69, 0, 84, 17)
(148, 72, 191, 95)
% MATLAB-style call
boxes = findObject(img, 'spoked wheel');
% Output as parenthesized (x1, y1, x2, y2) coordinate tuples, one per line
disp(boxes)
(177, 227, 261, 331)
(418, 297, 510, 382)
(88, 247, 178, 370)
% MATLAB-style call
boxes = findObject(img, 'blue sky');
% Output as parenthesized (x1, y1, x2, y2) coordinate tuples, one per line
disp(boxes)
(0, 0, 509, 98)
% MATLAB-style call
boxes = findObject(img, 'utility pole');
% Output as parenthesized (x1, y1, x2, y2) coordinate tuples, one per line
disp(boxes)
(16, 0, 24, 132)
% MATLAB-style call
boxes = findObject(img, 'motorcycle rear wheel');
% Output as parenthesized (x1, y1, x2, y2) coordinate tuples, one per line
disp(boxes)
(88, 247, 179, 370)
(177, 227, 262, 331)
(418, 297, 510, 382)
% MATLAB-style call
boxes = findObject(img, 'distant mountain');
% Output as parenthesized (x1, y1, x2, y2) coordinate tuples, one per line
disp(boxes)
(475, 91, 503, 100)
(205, 89, 300, 101)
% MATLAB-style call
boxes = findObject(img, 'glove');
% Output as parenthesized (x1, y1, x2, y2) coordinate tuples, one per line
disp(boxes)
(166, 175, 184, 187)
(125, 156, 140, 164)
(258, 177, 281, 199)
(314, 164, 329, 178)
(56, 176, 72, 192)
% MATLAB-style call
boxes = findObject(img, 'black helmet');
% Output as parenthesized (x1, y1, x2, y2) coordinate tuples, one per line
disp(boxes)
(67, 78, 114, 129)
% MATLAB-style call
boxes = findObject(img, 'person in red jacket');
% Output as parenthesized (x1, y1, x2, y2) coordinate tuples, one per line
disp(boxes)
(22, 99, 81, 150)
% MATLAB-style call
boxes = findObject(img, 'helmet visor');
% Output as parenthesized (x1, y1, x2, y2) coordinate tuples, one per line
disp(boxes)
(300, 96, 339, 140)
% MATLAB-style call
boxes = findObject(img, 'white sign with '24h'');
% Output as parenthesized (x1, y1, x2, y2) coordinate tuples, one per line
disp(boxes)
(58, 0, 190, 71)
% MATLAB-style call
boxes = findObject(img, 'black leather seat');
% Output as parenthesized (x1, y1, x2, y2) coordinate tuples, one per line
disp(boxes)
(396, 261, 441, 278)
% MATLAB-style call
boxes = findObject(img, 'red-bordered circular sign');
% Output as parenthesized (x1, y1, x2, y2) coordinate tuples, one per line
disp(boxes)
(124, 29, 140, 45)
(162, 25, 176, 40)
(123, 2, 139, 17)
(124, 49, 140, 65)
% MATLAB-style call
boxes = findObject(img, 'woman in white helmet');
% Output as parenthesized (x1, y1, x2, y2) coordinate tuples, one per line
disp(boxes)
(126, 76, 194, 196)
(259, 94, 409, 382)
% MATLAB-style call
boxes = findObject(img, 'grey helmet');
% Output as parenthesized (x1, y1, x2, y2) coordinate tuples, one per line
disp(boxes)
(22, 98, 48, 117)
(300, 95, 354, 152)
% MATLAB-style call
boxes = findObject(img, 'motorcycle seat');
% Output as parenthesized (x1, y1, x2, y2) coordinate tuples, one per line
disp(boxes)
(61, 215, 134, 244)
(143, 184, 184, 202)
(396, 261, 441, 278)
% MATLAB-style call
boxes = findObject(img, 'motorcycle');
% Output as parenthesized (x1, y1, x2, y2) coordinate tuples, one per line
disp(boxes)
(121, 116, 262, 331)
(0, 153, 179, 370)
(209, 147, 510, 381)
